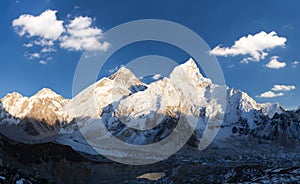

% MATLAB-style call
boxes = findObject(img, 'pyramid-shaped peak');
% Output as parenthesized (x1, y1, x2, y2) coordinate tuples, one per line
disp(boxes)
(109, 66, 143, 84)
(36, 87, 56, 94)
(109, 66, 134, 79)
(108, 66, 146, 93)
(179, 58, 202, 74)
(181, 58, 198, 68)
(170, 58, 205, 80)
(32, 88, 61, 99)
(229, 87, 254, 101)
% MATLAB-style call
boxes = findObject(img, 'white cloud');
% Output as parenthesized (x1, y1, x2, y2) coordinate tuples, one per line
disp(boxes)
(67, 16, 95, 30)
(39, 60, 47, 65)
(257, 84, 296, 98)
(265, 56, 286, 69)
(210, 31, 287, 63)
(13, 10, 110, 63)
(60, 16, 110, 51)
(29, 53, 40, 59)
(12, 10, 64, 40)
(152, 74, 162, 80)
(292, 61, 299, 68)
(23, 43, 33, 47)
(272, 84, 296, 91)
(257, 91, 284, 98)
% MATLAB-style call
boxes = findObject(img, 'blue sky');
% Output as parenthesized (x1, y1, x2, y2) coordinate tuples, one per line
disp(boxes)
(0, 0, 299, 109)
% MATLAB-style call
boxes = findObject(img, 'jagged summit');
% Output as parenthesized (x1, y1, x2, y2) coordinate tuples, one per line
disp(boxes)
(3, 91, 24, 100)
(180, 58, 202, 75)
(0, 87, 69, 133)
(170, 58, 205, 81)
(181, 58, 198, 68)
(108, 59, 202, 88)
(228, 88, 260, 110)
(227, 87, 283, 118)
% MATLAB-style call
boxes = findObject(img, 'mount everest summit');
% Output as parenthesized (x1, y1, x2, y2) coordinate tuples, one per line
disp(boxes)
(0, 58, 299, 159)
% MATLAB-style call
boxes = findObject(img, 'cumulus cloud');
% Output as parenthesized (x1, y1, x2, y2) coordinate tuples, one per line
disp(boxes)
(257, 84, 296, 98)
(272, 84, 296, 91)
(210, 31, 287, 63)
(28, 53, 40, 59)
(60, 16, 110, 51)
(265, 56, 286, 69)
(292, 61, 299, 68)
(12, 10, 64, 40)
(13, 10, 110, 64)
(257, 91, 284, 98)
(152, 74, 162, 80)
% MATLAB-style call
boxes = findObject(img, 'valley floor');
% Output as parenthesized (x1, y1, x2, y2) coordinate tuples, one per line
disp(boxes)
(0, 134, 300, 183)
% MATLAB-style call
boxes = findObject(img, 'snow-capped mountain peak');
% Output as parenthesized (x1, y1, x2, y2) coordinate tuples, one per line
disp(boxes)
(31, 88, 62, 99)
(1, 87, 69, 128)
(261, 102, 283, 118)
(227, 87, 283, 119)
(109, 66, 145, 92)
(170, 58, 205, 80)
(1, 92, 29, 118)
(4, 91, 23, 99)
(228, 88, 260, 112)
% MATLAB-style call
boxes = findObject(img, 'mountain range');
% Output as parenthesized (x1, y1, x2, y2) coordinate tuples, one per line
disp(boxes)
(0, 58, 299, 160)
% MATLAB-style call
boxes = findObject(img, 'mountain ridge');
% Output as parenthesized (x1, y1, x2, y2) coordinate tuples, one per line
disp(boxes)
(0, 58, 297, 156)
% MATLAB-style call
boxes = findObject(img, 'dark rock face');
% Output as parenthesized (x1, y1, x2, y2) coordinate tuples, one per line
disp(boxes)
(0, 165, 51, 184)
(0, 133, 88, 183)
(0, 135, 87, 164)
